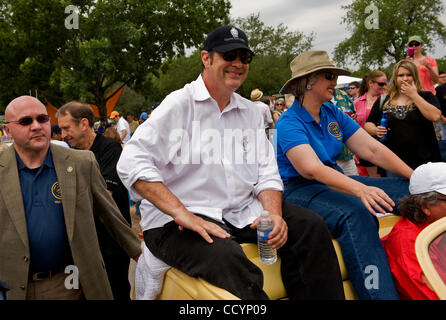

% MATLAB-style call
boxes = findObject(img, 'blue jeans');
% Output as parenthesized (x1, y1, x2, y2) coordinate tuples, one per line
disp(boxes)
(283, 176, 409, 300)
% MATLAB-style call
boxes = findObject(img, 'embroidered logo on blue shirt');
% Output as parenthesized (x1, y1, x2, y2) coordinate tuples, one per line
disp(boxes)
(327, 122, 342, 139)
(51, 181, 62, 203)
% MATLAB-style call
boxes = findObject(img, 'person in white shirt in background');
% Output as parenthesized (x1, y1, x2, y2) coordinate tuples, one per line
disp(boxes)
(110, 111, 131, 144)
(250, 88, 273, 139)
(117, 25, 344, 300)
(50, 124, 69, 148)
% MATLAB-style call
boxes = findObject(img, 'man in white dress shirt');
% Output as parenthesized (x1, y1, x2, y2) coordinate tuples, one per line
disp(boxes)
(110, 111, 131, 144)
(117, 26, 344, 300)
(251, 89, 273, 137)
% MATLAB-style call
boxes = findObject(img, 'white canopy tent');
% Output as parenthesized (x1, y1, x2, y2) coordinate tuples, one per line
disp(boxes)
(336, 75, 362, 89)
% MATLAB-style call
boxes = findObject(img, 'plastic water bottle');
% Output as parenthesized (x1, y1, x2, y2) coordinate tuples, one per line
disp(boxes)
(257, 210, 277, 264)
(379, 112, 388, 142)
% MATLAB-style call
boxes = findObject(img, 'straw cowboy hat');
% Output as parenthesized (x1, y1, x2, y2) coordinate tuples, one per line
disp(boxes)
(280, 50, 351, 94)
(250, 89, 263, 101)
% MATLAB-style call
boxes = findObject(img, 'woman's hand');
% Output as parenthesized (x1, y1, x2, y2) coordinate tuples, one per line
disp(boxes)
(400, 80, 418, 100)
(356, 185, 395, 216)
(375, 125, 388, 138)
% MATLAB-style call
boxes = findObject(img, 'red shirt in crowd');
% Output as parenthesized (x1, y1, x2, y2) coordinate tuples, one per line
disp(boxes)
(381, 217, 439, 300)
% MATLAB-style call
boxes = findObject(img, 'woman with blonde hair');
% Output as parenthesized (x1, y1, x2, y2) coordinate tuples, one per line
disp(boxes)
(365, 60, 441, 173)
(354, 70, 388, 177)
(272, 98, 285, 124)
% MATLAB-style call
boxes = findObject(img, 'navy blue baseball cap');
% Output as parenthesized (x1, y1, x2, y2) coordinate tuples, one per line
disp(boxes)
(203, 25, 254, 55)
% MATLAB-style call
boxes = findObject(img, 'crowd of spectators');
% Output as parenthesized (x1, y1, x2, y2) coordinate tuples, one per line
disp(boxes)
(1, 28, 446, 302)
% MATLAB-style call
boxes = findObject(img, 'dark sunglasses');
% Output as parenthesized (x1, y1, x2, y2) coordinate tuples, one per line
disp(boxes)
(373, 81, 387, 87)
(275, 103, 284, 106)
(4, 114, 50, 126)
(437, 198, 446, 202)
(409, 42, 421, 47)
(344, 86, 357, 90)
(222, 50, 254, 64)
(323, 72, 337, 81)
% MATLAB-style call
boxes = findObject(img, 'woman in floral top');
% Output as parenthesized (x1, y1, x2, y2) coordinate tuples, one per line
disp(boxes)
(365, 60, 441, 173)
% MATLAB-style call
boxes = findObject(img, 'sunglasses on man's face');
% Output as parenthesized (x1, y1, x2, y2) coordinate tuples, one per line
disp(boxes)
(409, 42, 421, 47)
(4, 114, 50, 126)
(323, 72, 338, 81)
(222, 50, 254, 64)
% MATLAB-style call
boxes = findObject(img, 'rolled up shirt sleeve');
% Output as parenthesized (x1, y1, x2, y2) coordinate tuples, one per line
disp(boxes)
(253, 118, 284, 196)
(117, 95, 184, 201)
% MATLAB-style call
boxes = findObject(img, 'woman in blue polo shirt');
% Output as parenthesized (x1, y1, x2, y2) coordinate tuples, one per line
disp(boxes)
(276, 51, 414, 300)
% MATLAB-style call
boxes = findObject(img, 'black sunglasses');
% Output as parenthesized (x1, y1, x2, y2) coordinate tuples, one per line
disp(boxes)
(437, 198, 446, 202)
(345, 86, 357, 90)
(222, 50, 254, 64)
(323, 72, 337, 81)
(373, 81, 387, 87)
(4, 114, 50, 126)
(409, 42, 421, 47)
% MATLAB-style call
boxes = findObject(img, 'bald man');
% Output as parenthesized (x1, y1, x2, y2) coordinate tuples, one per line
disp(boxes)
(0, 96, 141, 300)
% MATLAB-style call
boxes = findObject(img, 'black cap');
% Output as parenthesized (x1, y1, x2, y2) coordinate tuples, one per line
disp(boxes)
(203, 25, 253, 54)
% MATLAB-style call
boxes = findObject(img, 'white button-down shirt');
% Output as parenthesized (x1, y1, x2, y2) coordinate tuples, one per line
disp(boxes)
(254, 101, 273, 129)
(117, 75, 283, 231)
(116, 117, 131, 143)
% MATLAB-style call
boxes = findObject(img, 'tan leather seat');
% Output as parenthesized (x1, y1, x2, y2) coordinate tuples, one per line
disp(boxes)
(152, 215, 401, 300)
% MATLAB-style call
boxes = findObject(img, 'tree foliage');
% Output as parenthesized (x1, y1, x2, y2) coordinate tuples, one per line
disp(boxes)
(232, 14, 314, 97)
(334, 0, 446, 69)
(0, 0, 70, 110)
(0, 0, 231, 116)
(137, 12, 314, 109)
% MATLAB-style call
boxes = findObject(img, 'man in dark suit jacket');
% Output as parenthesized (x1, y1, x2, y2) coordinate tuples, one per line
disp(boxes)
(0, 96, 141, 300)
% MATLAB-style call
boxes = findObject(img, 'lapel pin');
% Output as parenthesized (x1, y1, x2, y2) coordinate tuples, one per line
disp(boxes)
(67, 166, 73, 173)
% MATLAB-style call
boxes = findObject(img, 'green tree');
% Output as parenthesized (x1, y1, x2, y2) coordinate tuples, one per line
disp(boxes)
(232, 13, 314, 98)
(437, 57, 446, 73)
(143, 13, 314, 102)
(232, 13, 314, 64)
(0, 0, 231, 117)
(0, 0, 70, 111)
(146, 50, 203, 103)
(334, 0, 446, 69)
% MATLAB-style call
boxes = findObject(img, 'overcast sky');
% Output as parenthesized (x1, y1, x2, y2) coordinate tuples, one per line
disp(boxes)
(229, 0, 446, 61)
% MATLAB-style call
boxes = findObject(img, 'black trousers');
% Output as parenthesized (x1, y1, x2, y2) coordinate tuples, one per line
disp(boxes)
(95, 216, 131, 301)
(144, 202, 344, 300)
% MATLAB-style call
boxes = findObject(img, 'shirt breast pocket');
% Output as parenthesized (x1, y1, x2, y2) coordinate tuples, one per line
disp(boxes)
(237, 143, 259, 185)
